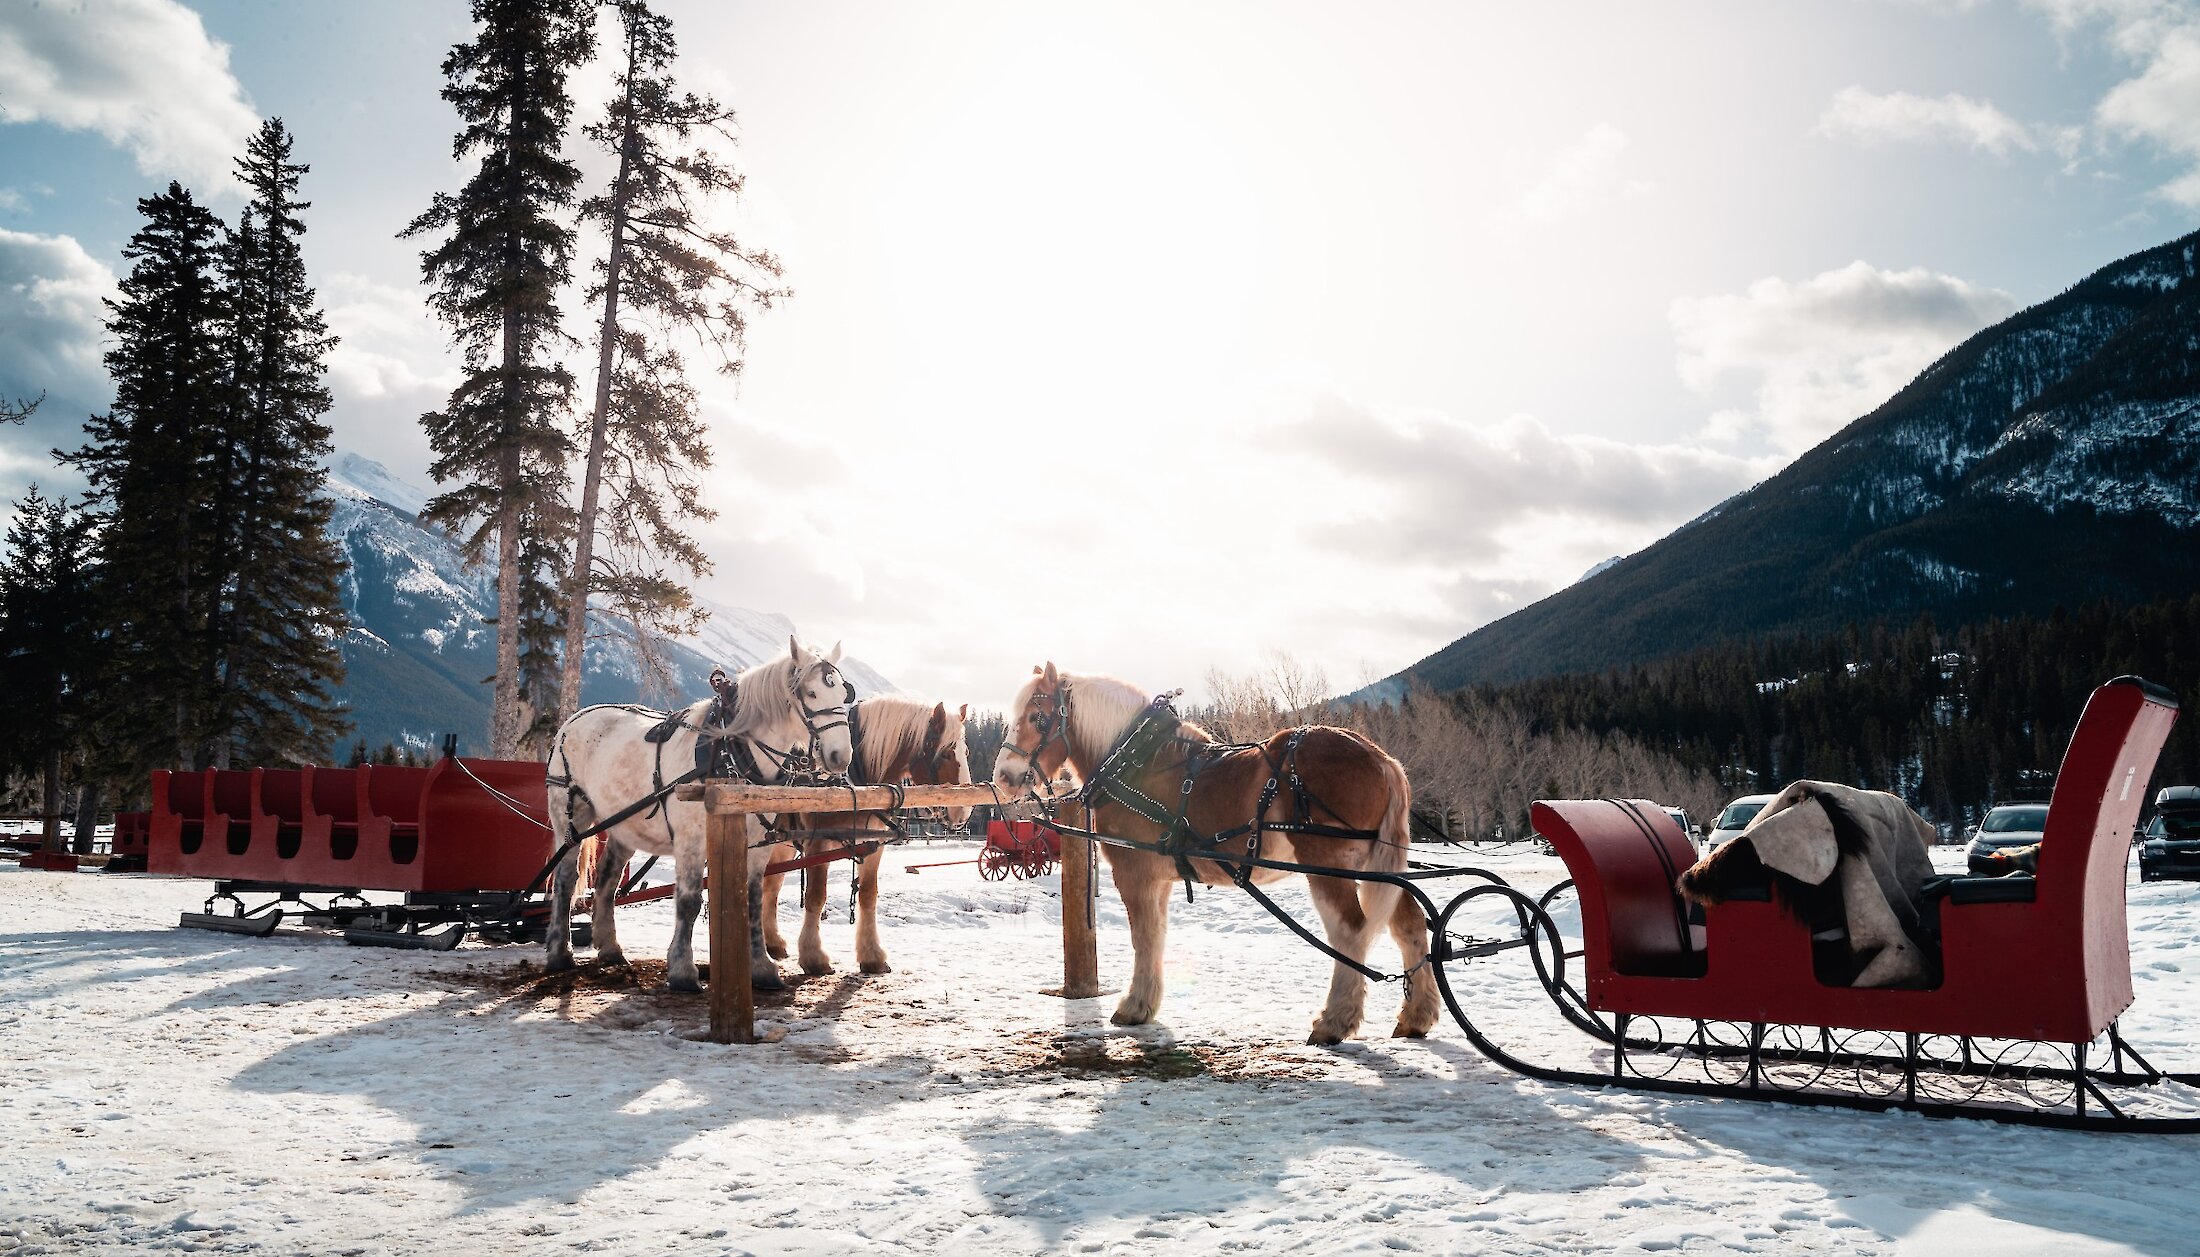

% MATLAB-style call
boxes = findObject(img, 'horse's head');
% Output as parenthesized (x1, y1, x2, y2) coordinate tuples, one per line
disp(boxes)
(907, 701, 974, 828)
(995, 662, 1074, 798)
(789, 636, 856, 774)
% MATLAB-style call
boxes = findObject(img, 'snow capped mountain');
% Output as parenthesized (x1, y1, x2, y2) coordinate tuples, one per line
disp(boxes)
(322, 454, 889, 751)
(1576, 556, 1623, 584)
(1389, 228, 2200, 692)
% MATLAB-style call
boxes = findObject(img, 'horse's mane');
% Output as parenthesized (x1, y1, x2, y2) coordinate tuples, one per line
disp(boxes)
(1060, 673, 1161, 767)
(853, 694, 958, 783)
(728, 651, 804, 732)
(854, 694, 929, 781)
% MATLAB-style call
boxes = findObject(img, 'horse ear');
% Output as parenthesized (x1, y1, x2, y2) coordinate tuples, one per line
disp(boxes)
(788, 634, 806, 663)
(1042, 661, 1060, 689)
(827, 641, 843, 665)
(957, 703, 969, 723)
(928, 702, 947, 735)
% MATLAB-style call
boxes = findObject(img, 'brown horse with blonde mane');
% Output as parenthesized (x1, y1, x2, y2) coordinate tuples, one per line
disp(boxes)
(760, 695, 972, 975)
(993, 663, 1438, 1044)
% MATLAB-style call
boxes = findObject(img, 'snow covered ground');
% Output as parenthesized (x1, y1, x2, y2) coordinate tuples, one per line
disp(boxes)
(7, 847, 2200, 1255)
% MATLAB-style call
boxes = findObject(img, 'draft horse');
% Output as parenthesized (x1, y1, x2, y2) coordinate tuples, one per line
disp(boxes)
(759, 696, 973, 975)
(993, 664, 1438, 1044)
(543, 638, 856, 991)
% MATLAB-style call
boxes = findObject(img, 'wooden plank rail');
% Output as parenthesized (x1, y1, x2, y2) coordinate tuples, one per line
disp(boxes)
(675, 781, 1008, 812)
(686, 778, 1098, 1043)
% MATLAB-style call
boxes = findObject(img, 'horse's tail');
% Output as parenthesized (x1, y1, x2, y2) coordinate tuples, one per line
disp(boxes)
(1375, 745, 1413, 875)
(548, 715, 597, 909)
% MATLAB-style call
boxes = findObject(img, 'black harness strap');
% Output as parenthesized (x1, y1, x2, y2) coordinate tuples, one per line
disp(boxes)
(1032, 807, 1395, 982)
(1067, 695, 1384, 904)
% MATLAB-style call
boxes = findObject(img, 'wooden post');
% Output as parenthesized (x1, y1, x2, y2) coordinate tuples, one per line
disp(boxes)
(1057, 803, 1102, 999)
(707, 808, 755, 1044)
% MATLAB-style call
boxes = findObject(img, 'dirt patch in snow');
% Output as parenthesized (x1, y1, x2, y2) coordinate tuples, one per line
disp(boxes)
(972, 1029, 1336, 1083)
(431, 958, 814, 1028)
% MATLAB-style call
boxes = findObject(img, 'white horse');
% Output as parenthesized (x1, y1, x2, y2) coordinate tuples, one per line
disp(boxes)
(759, 696, 973, 975)
(543, 637, 856, 991)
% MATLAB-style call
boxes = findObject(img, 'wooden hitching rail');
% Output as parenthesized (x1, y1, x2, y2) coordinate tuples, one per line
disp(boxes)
(673, 781, 1097, 1043)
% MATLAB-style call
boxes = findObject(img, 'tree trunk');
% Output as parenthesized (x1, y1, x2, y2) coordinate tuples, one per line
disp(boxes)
(558, 53, 639, 727)
(71, 782, 101, 857)
(40, 737, 63, 854)
(490, 34, 531, 763)
(490, 437, 524, 760)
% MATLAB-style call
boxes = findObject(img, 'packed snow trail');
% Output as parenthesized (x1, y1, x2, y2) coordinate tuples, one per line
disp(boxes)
(5, 852, 2200, 1254)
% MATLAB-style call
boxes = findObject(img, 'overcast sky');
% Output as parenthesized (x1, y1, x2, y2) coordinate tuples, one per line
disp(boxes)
(3, 0, 2198, 708)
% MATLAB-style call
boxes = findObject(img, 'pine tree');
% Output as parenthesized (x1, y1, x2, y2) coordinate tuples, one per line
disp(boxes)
(0, 487, 98, 851)
(207, 119, 351, 766)
(557, 0, 788, 723)
(403, 0, 595, 758)
(61, 183, 231, 772)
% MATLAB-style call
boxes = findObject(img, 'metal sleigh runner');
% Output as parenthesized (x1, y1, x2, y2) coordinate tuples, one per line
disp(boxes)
(997, 667, 2200, 1132)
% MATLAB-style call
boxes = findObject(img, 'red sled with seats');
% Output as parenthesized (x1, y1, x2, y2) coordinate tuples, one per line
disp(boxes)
(1427, 676, 2200, 1131)
(147, 753, 554, 949)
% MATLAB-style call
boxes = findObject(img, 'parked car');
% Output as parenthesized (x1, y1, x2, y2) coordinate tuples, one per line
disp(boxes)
(1661, 807, 1696, 845)
(1966, 802, 2049, 876)
(1705, 794, 1776, 851)
(2138, 786, 2200, 882)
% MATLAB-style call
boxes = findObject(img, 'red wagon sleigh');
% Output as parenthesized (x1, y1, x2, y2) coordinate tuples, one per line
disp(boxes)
(147, 752, 555, 947)
(1426, 675, 2200, 1130)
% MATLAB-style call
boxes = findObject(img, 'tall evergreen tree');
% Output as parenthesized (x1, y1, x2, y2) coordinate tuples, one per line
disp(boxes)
(0, 487, 98, 851)
(208, 118, 351, 766)
(557, 0, 787, 723)
(403, 0, 595, 758)
(60, 182, 230, 771)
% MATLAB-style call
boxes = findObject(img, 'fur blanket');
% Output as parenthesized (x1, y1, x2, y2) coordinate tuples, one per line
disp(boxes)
(1677, 780, 1938, 988)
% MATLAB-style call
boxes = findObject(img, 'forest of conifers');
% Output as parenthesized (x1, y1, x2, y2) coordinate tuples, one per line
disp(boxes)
(1471, 595, 2200, 828)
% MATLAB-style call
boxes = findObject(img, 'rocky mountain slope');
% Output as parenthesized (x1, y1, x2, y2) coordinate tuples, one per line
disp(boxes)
(1389, 229, 2200, 693)
(327, 453, 889, 752)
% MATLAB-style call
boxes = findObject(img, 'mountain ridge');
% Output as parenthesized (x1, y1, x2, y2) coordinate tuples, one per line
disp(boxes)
(324, 454, 890, 752)
(1385, 228, 2200, 694)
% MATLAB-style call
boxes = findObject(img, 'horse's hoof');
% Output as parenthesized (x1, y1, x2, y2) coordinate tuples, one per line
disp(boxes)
(544, 953, 576, 974)
(667, 974, 704, 994)
(752, 970, 787, 991)
(595, 947, 627, 968)
(800, 958, 834, 977)
(1391, 1022, 1430, 1039)
(859, 959, 892, 975)
(1309, 1014, 1360, 1044)
(765, 941, 790, 961)
(1110, 1001, 1154, 1026)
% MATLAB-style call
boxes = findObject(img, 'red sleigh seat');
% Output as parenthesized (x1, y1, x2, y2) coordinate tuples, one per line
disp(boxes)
(1533, 676, 2178, 1045)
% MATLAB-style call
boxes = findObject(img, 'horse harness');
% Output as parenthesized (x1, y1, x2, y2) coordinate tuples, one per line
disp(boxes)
(1028, 690, 1383, 903)
(544, 664, 854, 855)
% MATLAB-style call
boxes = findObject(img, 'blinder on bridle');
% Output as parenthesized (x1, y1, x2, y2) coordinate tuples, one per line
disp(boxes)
(1005, 682, 1072, 792)
(787, 662, 856, 776)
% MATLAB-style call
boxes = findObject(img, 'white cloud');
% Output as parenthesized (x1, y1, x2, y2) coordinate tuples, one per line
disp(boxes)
(0, 0, 258, 194)
(0, 188, 25, 214)
(1503, 123, 1652, 225)
(322, 272, 459, 404)
(2005, 0, 2200, 200)
(2096, 25, 2200, 203)
(1270, 397, 1770, 636)
(0, 228, 117, 401)
(1814, 87, 2072, 158)
(1671, 261, 2018, 456)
